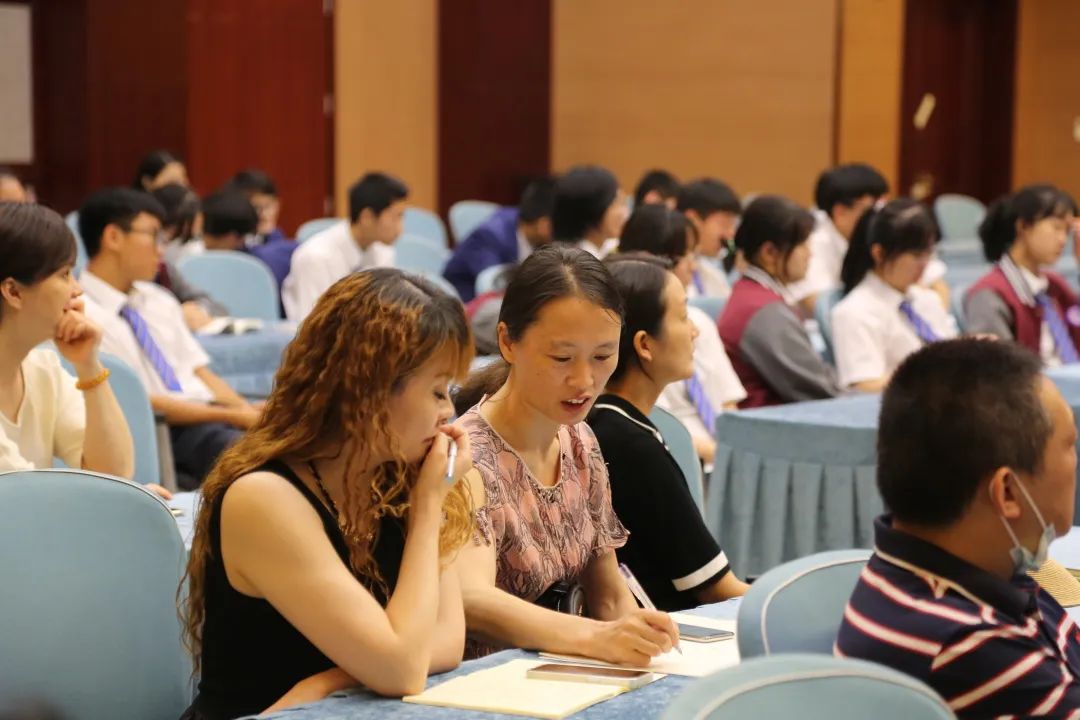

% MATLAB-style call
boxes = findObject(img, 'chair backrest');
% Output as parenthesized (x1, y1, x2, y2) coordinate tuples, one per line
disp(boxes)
(662, 654, 955, 720)
(0, 469, 190, 720)
(688, 295, 727, 323)
(296, 216, 342, 243)
(66, 210, 89, 274)
(55, 351, 160, 487)
(395, 233, 451, 275)
(178, 250, 280, 321)
(649, 405, 705, 516)
(814, 287, 844, 363)
(403, 207, 448, 247)
(411, 270, 461, 299)
(934, 194, 987, 243)
(475, 262, 515, 297)
(737, 549, 871, 658)
(449, 200, 500, 242)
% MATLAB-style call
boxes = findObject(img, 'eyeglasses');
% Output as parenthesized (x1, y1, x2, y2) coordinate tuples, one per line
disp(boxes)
(126, 227, 168, 246)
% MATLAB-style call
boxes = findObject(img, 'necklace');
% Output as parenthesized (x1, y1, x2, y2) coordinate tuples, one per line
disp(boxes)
(307, 460, 341, 520)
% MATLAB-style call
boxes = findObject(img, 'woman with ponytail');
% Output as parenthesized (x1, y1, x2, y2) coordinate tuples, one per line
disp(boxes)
(452, 244, 680, 667)
(717, 195, 840, 407)
(965, 184, 1079, 365)
(832, 199, 957, 392)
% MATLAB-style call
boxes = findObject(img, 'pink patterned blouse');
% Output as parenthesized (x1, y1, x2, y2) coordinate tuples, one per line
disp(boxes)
(460, 404, 629, 603)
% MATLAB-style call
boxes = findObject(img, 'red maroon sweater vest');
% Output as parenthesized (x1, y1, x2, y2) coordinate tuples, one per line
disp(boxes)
(967, 266, 1080, 355)
(718, 277, 785, 408)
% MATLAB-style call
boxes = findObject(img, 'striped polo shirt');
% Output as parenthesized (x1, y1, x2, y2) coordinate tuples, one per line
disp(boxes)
(836, 515, 1080, 718)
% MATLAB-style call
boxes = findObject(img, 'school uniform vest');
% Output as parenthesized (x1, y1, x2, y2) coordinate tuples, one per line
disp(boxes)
(718, 277, 784, 408)
(967, 266, 1080, 354)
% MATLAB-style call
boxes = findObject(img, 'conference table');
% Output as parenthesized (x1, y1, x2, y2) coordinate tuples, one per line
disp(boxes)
(707, 375, 1080, 579)
(164, 495, 1080, 720)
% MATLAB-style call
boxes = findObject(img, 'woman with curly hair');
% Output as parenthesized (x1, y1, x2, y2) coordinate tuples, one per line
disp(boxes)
(181, 268, 475, 720)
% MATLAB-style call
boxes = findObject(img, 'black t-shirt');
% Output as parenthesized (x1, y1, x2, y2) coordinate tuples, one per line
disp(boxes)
(588, 394, 730, 611)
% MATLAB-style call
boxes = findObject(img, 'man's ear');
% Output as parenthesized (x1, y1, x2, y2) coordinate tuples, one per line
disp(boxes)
(987, 467, 1023, 521)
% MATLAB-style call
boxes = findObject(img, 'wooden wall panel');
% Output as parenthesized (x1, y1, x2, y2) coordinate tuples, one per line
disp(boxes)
(1013, 0, 1080, 199)
(186, 0, 332, 234)
(334, 0, 437, 214)
(437, 0, 550, 218)
(836, 0, 904, 192)
(84, 0, 189, 191)
(552, 0, 838, 206)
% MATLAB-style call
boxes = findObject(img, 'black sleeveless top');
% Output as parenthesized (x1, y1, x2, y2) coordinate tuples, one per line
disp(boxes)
(184, 460, 406, 720)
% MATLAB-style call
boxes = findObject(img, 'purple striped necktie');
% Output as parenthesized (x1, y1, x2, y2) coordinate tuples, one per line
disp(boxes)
(119, 304, 183, 392)
(1035, 293, 1080, 364)
(685, 372, 717, 433)
(899, 300, 940, 345)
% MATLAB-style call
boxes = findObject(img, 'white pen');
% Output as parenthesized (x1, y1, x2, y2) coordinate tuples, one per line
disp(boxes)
(445, 438, 458, 484)
(618, 562, 682, 655)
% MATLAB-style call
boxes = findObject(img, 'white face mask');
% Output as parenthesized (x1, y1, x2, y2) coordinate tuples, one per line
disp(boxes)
(997, 474, 1056, 575)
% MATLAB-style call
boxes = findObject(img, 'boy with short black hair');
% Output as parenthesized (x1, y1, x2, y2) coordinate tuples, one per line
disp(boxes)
(677, 178, 741, 298)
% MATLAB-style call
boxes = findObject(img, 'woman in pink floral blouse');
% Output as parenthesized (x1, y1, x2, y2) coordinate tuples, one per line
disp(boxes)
(454, 244, 680, 667)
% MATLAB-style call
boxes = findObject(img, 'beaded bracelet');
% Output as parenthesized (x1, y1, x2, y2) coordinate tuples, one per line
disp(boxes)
(75, 367, 111, 391)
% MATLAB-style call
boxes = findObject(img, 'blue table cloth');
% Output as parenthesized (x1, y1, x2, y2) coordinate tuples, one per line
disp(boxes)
(196, 322, 297, 398)
(245, 600, 741, 720)
(707, 394, 883, 578)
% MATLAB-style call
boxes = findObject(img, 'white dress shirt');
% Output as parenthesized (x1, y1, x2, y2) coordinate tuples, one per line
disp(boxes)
(577, 237, 620, 259)
(788, 210, 948, 303)
(0, 348, 85, 471)
(831, 272, 958, 388)
(656, 306, 747, 446)
(79, 270, 214, 402)
(687, 257, 731, 299)
(282, 221, 395, 321)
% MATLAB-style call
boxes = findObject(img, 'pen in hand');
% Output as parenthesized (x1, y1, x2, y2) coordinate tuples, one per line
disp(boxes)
(618, 563, 682, 656)
(445, 437, 458, 484)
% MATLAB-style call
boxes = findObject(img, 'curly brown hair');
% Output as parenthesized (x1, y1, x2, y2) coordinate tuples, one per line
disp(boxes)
(180, 268, 475, 671)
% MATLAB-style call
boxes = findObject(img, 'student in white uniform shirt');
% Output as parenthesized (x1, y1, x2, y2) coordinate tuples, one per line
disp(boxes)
(77, 188, 260, 488)
(789, 164, 949, 314)
(282, 173, 406, 321)
(616, 204, 746, 464)
(551, 165, 627, 259)
(676, 178, 742, 299)
(832, 199, 958, 393)
(0, 202, 136, 483)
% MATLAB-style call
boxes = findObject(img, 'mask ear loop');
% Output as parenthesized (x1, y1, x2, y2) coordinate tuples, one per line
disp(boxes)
(994, 471, 1050, 548)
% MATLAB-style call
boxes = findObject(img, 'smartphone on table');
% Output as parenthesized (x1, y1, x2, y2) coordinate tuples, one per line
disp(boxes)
(526, 663, 654, 689)
(677, 622, 734, 643)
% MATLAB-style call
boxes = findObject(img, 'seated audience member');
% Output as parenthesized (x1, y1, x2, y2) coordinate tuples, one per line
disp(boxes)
(77, 188, 259, 488)
(443, 177, 557, 301)
(151, 183, 227, 332)
(0, 202, 135, 481)
(453, 245, 679, 664)
(133, 149, 189, 192)
(719, 196, 840, 408)
(551, 165, 628, 260)
(633, 169, 680, 209)
(789, 163, 949, 313)
(183, 270, 475, 720)
(228, 168, 291, 244)
(198, 190, 296, 293)
(618, 204, 746, 461)
(966, 184, 1079, 365)
(0, 168, 29, 203)
(836, 338, 1080, 717)
(283, 173, 406, 321)
(589, 254, 748, 610)
(676, 178, 741, 299)
(832, 199, 957, 393)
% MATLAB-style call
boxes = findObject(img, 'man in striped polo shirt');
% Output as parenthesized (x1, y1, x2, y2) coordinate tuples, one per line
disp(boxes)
(836, 339, 1080, 718)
